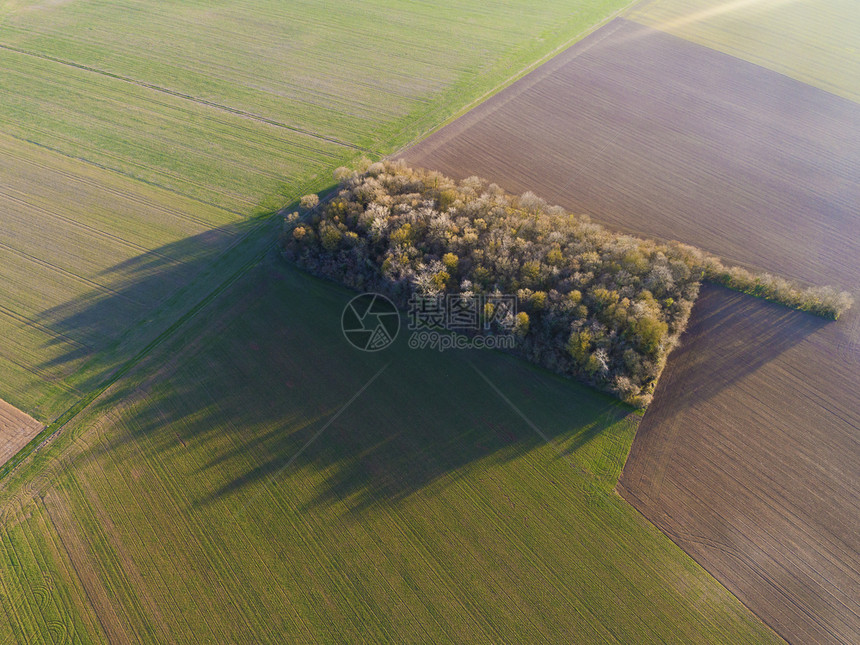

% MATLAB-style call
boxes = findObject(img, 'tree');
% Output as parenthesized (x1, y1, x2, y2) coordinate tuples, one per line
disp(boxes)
(514, 312, 530, 337)
(442, 252, 459, 273)
(283, 160, 850, 408)
(633, 315, 667, 356)
(567, 329, 592, 365)
(300, 194, 319, 211)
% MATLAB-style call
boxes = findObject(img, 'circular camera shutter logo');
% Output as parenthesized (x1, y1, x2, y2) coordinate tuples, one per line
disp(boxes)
(341, 293, 400, 352)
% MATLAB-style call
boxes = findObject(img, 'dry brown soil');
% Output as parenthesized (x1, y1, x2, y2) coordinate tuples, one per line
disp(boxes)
(0, 398, 43, 467)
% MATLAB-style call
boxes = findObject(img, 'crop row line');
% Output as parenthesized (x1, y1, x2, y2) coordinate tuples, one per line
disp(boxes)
(0, 239, 145, 309)
(0, 43, 376, 155)
(0, 133, 242, 232)
(0, 302, 91, 356)
(0, 183, 184, 270)
(6, 132, 250, 219)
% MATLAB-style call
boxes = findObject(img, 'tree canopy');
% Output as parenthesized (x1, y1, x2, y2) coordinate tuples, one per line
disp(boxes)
(284, 161, 852, 407)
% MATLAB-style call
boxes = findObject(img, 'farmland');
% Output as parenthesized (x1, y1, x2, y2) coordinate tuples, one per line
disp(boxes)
(0, 256, 780, 643)
(619, 284, 860, 644)
(0, 0, 635, 421)
(628, 0, 860, 104)
(399, 13, 860, 644)
(0, 0, 790, 642)
(398, 18, 860, 288)
(0, 131, 246, 420)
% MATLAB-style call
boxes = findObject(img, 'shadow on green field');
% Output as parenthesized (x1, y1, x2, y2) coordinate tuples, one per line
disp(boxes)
(39, 216, 828, 516)
(57, 232, 636, 513)
(34, 216, 274, 404)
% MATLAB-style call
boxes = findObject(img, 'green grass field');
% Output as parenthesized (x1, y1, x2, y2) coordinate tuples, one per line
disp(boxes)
(0, 132, 249, 420)
(628, 0, 860, 104)
(0, 256, 780, 643)
(0, 0, 638, 209)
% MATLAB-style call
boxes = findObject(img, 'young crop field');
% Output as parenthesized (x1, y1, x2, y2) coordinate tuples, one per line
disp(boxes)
(398, 13, 860, 643)
(0, 257, 781, 643)
(0, 0, 637, 216)
(0, 0, 633, 421)
(628, 0, 860, 104)
(0, 131, 248, 421)
(0, 0, 636, 152)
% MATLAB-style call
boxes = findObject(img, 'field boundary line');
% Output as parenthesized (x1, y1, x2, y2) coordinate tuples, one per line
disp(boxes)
(0, 43, 374, 154)
(5, 133, 249, 219)
(618, 483, 810, 644)
(391, 0, 641, 157)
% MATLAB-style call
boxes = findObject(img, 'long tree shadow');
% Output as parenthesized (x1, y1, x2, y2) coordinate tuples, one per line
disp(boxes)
(56, 232, 830, 516)
(35, 215, 274, 402)
(56, 236, 637, 515)
(647, 282, 829, 415)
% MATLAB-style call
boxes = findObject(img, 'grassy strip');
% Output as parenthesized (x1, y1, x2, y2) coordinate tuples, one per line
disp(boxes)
(703, 266, 854, 320)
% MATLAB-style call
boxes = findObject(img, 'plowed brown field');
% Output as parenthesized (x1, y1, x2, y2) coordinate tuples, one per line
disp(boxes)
(0, 399, 43, 468)
(619, 284, 859, 644)
(399, 17, 860, 644)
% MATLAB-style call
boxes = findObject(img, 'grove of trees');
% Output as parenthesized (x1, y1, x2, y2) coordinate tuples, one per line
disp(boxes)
(283, 161, 853, 407)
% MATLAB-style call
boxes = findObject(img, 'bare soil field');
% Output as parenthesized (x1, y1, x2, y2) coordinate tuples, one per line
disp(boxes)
(399, 18, 860, 288)
(619, 285, 860, 644)
(0, 399, 43, 468)
(399, 18, 860, 644)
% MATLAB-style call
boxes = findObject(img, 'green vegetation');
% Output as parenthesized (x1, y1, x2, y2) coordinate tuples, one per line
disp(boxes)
(285, 162, 852, 407)
(0, 0, 632, 420)
(0, 132, 248, 420)
(627, 0, 860, 103)
(0, 0, 635, 209)
(702, 261, 854, 320)
(0, 258, 780, 643)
